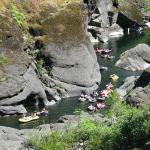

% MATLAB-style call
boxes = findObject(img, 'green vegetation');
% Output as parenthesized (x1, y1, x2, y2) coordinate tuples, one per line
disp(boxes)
(10, 3, 25, 26)
(36, 58, 48, 76)
(143, 0, 150, 11)
(0, 55, 7, 65)
(27, 92, 150, 150)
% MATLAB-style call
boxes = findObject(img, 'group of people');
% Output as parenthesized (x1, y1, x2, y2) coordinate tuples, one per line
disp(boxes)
(94, 48, 114, 60)
(19, 108, 49, 123)
(79, 82, 114, 111)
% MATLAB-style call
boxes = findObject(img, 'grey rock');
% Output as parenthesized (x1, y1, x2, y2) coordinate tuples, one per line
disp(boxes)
(0, 64, 52, 106)
(116, 69, 150, 104)
(135, 66, 150, 88)
(43, 41, 100, 87)
(38, 124, 51, 130)
(0, 105, 27, 115)
(0, 126, 25, 150)
(116, 44, 150, 71)
(127, 86, 150, 105)
(96, 0, 113, 27)
(109, 24, 124, 37)
(42, 39, 101, 97)
(46, 76, 99, 98)
(0, 52, 28, 101)
(58, 115, 78, 124)
(116, 76, 139, 98)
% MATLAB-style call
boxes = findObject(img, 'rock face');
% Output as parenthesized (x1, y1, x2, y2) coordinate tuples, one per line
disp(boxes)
(116, 0, 143, 29)
(116, 44, 150, 105)
(116, 76, 139, 98)
(0, 63, 56, 106)
(86, 0, 144, 44)
(126, 67, 150, 105)
(115, 44, 150, 71)
(37, 1, 101, 97)
(0, 0, 101, 115)
(0, 126, 25, 150)
(96, 0, 113, 27)
(0, 105, 27, 115)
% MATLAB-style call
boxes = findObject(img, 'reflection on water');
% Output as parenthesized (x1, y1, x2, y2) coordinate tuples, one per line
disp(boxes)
(0, 32, 150, 129)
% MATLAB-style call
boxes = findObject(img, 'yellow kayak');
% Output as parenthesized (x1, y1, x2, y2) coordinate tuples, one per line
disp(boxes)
(19, 116, 39, 123)
(110, 74, 119, 81)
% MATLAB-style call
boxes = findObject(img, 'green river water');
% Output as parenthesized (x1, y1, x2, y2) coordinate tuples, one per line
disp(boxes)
(0, 31, 150, 129)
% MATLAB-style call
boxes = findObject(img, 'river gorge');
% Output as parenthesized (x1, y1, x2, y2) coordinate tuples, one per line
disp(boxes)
(0, 0, 150, 150)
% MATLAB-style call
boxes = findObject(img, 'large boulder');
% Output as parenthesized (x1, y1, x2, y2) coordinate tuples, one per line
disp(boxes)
(115, 44, 150, 71)
(36, 1, 101, 97)
(126, 67, 150, 105)
(116, 66, 150, 105)
(0, 64, 56, 106)
(0, 105, 27, 116)
(115, 0, 143, 29)
(116, 76, 139, 98)
(0, 126, 25, 150)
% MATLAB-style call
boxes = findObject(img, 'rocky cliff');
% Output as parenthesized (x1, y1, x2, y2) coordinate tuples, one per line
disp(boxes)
(0, 0, 101, 114)
(85, 0, 144, 44)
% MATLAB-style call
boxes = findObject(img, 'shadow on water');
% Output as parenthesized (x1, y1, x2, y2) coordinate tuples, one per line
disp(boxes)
(0, 32, 150, 129)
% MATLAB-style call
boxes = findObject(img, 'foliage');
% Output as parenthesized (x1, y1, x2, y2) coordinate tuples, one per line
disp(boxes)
(27, 129, 76, 150)
(35, 58, 48, 78)
(73, 108, 82, 116)
(10, 3, 25, 26)
(0, 55, 7, 65)
(28, 93, 150, 150)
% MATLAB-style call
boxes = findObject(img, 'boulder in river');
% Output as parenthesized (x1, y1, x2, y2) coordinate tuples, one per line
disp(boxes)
(116, 67, 150, 105)
(0, 105, 27, 116)
(115, 44, 150, 71)
(116, 76, 139, 98)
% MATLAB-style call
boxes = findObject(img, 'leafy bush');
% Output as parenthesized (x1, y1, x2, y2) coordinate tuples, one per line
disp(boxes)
(0, 55, 7, 65)
(10, 4, 25, 26)
(35, 58, 48, 78)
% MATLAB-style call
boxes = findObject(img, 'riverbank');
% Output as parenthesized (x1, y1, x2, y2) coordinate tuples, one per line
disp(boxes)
(1, 92, 149, 150)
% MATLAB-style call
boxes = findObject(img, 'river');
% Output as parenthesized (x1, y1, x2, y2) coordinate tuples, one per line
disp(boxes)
(0, 31, 150, 129)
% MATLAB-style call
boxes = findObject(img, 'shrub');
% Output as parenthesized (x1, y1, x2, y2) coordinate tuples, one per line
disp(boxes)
(35, 58, 48, 78)
(10, 4, 25, 26)
(0, 55, 7, 65)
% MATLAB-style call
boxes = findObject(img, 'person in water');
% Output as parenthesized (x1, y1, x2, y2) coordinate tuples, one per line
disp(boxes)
(39, 108, 48, 116)
(105, 82, 113, 92)
(96, 101, 105, 109)
(32, 112, 37, 117)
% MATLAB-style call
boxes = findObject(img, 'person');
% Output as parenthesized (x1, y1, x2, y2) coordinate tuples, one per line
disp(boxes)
(40, 108, 48, 115)
(41, 108, 46, 112)
(105, 82, 113, 91)
(22, 113, 26, 119)
(100, 90, 108, 97)
(96, 101, 105, 109)
(32, 112, 37, 118)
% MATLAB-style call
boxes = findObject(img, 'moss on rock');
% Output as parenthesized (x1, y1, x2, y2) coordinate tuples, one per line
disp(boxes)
(117, 0, 143, 24)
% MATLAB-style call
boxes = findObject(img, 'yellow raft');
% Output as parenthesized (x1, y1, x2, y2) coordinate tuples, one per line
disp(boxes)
(110, 74, 119, 81)
(19, 116, 39, 123)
